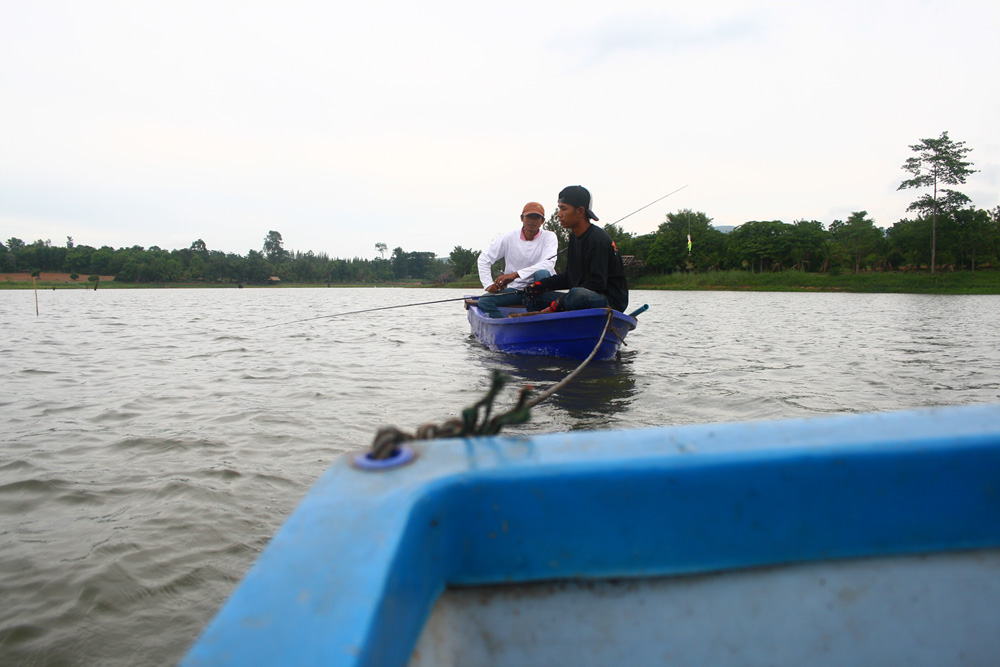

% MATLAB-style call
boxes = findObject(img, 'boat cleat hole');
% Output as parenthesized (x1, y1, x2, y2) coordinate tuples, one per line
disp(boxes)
(352, 445, 417, 471)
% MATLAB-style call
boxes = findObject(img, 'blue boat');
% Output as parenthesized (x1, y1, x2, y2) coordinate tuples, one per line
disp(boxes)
(185, 404, 1000, 666)
(465, 299, 640, 360)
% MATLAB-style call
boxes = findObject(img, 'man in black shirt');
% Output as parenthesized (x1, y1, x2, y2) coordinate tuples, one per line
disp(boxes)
(524, 185, 629, 313)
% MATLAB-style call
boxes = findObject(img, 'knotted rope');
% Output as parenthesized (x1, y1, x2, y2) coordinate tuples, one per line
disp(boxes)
(368, 308, 615, 459)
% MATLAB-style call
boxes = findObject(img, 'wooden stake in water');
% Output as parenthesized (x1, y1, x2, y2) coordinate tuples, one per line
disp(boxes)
(31, 270, 40, 316)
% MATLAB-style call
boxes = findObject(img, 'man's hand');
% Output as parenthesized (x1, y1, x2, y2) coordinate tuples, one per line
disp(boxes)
(524, 281, 544, 297)
(492, 272, 517, 292)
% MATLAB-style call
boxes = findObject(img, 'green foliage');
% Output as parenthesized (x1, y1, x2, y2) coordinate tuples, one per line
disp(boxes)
(726, 220, 792, 272)
(602, 223, 632, 249)
(630, 210, 724, 274)
(388, 247, 441, 281)
(243, 249, 271, 283)
(954, 208, 996, 271)
(390, 246, 408, 279)
(831, 211, 884, 274)
(787, 220, 827, 271)
(448, 246, 480, 278)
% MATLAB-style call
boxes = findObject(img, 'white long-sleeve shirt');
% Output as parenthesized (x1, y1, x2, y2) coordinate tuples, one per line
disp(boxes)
(478, 228, 559, 290)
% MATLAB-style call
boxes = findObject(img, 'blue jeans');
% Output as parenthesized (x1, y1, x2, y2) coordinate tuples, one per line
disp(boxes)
(478, 270, 551, 318)
(525, 286, 609, 313)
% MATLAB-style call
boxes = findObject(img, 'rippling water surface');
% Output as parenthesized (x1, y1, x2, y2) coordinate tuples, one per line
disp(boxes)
(2, 287, 999, 664)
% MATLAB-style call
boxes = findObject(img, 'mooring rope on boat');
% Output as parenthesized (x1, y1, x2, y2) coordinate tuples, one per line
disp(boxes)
(367, 308, 615, 460)
(519, 307, 614, 409)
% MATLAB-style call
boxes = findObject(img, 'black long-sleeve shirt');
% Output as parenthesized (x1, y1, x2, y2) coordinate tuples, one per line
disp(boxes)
(540, 224, 629, 312)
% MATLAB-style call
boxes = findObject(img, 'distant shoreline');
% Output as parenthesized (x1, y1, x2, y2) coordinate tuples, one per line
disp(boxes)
(630, 269, 1000, 295)
(3, 270, 999, 295)
(0, 273, 416, 290)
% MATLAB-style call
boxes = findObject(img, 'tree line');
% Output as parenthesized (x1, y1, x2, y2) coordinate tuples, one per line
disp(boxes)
(598, 131, 996, 276)
(604, 205, 998, 276)
(3, 132, 995, 283)
(6, 202, 996, 286)
(0, 233, 462, 285)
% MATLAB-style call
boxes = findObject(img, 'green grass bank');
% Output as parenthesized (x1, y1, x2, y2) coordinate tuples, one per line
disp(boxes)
(630, 270, 1000, 294)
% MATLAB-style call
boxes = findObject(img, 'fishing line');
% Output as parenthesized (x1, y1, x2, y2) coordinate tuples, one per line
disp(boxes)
(607, 184, 688, 227)
(548, 185, 689, 259)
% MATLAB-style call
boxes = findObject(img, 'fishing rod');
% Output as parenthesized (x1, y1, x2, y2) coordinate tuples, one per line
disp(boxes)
(256, 295, 486, 330)
(547, 185, 689, 259)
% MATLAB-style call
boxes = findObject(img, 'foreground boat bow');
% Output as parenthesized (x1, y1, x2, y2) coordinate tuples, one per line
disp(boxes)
(185, 404, 1000, 666)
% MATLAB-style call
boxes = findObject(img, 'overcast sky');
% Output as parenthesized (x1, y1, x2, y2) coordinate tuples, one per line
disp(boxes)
(2, 0, 997, 260)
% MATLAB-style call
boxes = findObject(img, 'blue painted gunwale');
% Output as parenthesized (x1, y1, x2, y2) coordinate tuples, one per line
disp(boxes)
(184, 404, 1000, 666)
(466, 303, 637, 360)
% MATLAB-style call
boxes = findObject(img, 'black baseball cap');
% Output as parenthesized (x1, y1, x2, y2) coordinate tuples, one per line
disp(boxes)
(558, 185, 599, 221)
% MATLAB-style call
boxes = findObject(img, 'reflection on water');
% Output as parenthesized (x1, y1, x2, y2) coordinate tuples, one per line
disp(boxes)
(1, 288, 999, 665)
(469, 346, 639, 429)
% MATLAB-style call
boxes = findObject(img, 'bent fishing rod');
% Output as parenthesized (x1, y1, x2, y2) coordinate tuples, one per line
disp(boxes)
(547, 184, 689, 260)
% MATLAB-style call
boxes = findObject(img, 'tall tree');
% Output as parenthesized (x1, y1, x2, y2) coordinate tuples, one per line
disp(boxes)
(898, 131, 976, 273)
(390, 246, 408, 279)
(262, 230, 287, 263)
(375, 242, 387, 259)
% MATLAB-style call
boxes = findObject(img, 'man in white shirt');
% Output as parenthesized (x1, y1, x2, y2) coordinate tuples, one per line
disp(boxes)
(476, 202, 559, 318)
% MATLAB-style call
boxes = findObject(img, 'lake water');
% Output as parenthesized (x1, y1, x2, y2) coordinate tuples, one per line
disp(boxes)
(2, 287, 999, 664)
